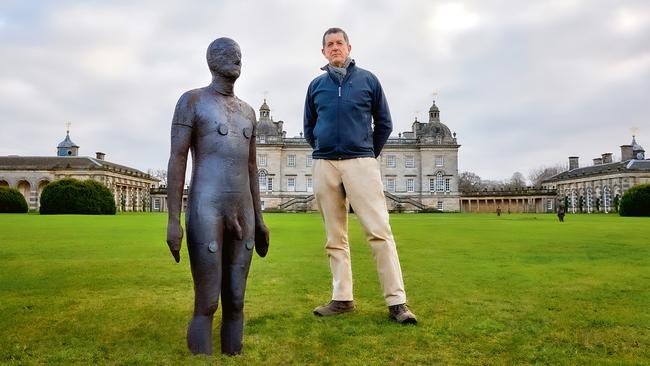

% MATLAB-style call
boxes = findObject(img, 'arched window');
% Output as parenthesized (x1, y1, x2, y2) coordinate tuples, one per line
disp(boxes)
(570, 189, 577, 213)
(17, 180, 31, 206)
(258, 170, 267, 192)
(435, 172, 444, 192)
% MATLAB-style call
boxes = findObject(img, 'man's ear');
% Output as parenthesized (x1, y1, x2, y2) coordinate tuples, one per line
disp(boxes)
(321, 48, 326, 57)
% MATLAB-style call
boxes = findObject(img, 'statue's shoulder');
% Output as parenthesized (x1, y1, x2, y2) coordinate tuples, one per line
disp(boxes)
(176, 88, 207, 107)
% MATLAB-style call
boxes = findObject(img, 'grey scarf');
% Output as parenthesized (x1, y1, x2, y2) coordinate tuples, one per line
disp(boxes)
(329, 57, 352, 84)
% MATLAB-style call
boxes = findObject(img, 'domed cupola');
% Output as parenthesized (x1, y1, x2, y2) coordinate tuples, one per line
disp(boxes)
(411, 99, 454, 144)
(259, 99, 271, 121)
(256, 99, 283, 138)
(429, 99, 440, 122)
(632, 135, 645, 160)
(57, 128, 79, 156)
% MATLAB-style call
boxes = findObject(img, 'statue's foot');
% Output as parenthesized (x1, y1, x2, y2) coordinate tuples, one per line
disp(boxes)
(187, 315, 214, 355)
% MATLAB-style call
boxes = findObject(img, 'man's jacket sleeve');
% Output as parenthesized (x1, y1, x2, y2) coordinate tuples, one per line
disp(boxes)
(303, 83, 317, 149)
(371, 77, 392, 157)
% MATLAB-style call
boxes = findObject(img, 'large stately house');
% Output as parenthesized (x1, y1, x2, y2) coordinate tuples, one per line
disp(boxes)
(5, 105, 647, 215)
(0, 130, 158, 211)
(252, 99, 461, 212)
(541, 136, 649, 213)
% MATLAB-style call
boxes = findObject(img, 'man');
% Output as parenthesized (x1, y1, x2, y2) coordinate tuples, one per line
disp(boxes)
(303, 27, 416, 324)
(166, 37, 270, 355)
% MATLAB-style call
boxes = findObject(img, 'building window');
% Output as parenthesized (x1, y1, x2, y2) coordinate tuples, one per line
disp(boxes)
(586, 187, 593, 213)
(257, 154, 267, 167)
(259, 135, 266, 144)
(153, 199, 160, 211)
(261, 200, 265, 210)
(546, 199, 553, 211)
(258, 170, 267, 192)
(386, 155, 396, 168)
(306, 155, 313, 167)
(307, 176, 313, 192)
(435, 172, 444, 192)
(429, 178, 435, 192)
(386, 178, 396, 192)
(570, 189, 576, 213)
(437, 201, 443, 210)
(405, 155, 415, 168)
(287, 154, 296, 167)
(435, 155, 444, 167)
(287, 177, 295, 191)
(406, 178, 415, 193)
(603, 186, 611, 212)
(436, 136, 442, 144)
(267, 177, 273, 192)
(444, 178, 450, 192)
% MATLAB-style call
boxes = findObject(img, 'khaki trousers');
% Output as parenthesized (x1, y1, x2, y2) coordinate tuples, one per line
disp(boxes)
(313, 157, 407, 306)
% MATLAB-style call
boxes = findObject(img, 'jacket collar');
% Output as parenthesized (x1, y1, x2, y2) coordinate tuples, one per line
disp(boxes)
(321, 58, 356, 72)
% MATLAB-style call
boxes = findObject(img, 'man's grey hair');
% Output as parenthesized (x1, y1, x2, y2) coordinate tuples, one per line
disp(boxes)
(322, 27, 349, 47)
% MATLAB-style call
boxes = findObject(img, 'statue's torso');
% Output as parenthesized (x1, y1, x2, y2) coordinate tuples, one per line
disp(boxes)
(187, 91, 255, 208)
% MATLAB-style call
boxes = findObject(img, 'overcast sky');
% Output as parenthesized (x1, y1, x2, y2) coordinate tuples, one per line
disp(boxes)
(1, 0, 648, 181)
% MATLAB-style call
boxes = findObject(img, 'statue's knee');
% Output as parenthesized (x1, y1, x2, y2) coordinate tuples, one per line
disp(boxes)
(224, 295, 244, 315)
(195, 300, 219, 316)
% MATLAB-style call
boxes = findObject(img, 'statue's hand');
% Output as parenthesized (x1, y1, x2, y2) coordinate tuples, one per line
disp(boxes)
(166, 222, 183, 263)
(254, 222, 270, 258)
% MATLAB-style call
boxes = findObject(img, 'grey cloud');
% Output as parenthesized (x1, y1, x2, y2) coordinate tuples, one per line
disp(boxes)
(0, 0, 648, 181)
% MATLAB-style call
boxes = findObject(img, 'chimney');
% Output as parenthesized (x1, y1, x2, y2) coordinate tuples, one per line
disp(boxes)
(593, 157, 602, 166)
(601, 153, 613, 164)
(95, 152, 106, 160)
(568, 156, 579, 170)
(620, 145, 633, 161)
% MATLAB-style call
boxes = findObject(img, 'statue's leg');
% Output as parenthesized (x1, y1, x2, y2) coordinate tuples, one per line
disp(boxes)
(186, 214, 225, 355)
(220, 214, 254, 355)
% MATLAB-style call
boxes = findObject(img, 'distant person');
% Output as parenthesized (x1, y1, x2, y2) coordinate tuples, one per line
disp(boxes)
(165, 37, 270, 355)
(303, 27, 416, 324)
(496, 206, 501, 216)
(557, 205, 565, 222)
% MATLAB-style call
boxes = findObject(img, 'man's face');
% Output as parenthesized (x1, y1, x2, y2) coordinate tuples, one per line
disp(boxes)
(208, 39, 242, 80)
(322, 32, 351, 67)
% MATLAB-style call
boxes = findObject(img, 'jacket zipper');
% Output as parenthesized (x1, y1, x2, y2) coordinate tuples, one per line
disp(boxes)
(337, 83, 341, 158)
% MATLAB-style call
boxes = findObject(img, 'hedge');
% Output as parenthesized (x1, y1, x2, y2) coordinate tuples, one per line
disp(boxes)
(619, 183, 650, 217)
(0, 187, 28, 213)
(40, 178, 116, 215)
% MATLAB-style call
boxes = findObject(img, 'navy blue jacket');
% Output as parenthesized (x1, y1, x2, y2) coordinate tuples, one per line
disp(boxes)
(303, 60, 393, 159)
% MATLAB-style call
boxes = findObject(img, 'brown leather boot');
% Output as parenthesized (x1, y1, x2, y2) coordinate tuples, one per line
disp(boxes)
(388, 304, 417, 324)
(313, 300, 355, 316)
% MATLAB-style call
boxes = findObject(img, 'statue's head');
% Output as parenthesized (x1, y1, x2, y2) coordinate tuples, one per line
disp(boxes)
(206, 38, 241, 80)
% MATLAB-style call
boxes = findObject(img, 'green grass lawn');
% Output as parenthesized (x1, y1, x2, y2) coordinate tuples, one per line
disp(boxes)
(1, 213, 649, 365)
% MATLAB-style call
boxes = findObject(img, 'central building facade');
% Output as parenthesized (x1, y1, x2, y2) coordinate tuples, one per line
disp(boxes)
(254, 99, 461, 212)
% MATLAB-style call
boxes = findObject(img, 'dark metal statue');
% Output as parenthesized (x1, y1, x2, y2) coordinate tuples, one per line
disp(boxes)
(165, 37, 269, 356)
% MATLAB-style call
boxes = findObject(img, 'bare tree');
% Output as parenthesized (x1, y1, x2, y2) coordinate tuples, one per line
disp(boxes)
(458, 171, 484, 192)
(509, 171, 526, 188)
(528, 164, 565, 187)
(147, 169, 168, 186)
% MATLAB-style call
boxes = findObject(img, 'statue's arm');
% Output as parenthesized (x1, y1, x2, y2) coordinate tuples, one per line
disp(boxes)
(166, 92, 194, 263)
(248, 109, 269, 257)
